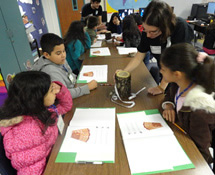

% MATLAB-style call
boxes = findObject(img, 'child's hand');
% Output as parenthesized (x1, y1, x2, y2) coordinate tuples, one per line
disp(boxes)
(88, 80, 98, 90)
(116, 37, 122, 41)
(162, 108, 176, 123)
(52, 82, 61, 94)
(114, 42, 120, 46)
(94, 38, 97, 43)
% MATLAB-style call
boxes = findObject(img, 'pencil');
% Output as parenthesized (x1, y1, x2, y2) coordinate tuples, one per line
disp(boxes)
(173, 123, 187, 134)
(100, 83, 113, 86)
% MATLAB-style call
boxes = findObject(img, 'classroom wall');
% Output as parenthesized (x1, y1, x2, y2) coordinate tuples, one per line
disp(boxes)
(163, 0, 205, 19)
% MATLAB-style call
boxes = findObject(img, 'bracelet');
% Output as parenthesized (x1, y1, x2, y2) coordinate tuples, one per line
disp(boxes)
(162, 101, 175, 110)
(157, 85, 165, 93)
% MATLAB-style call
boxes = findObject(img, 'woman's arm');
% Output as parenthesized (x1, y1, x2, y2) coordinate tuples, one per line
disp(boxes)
(124, 51, 146, 72)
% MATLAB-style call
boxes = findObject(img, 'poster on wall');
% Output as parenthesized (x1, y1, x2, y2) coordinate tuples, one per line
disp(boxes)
(106, 0, 151, 13)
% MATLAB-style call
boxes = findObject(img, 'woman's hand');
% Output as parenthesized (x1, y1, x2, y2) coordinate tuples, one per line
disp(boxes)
(88, 80, 98, 90)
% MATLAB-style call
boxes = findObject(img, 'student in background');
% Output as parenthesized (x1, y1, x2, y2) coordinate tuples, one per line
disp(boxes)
(131, 13, 144, 32)
(81, 0, 106, 30)
(33, 33, 97, 99)
(84, 16, 98, 44)
(161, 43, 215, 165)
(0, 71, 73, 175)
(122, 15, 141, 47)
(107, 12, 122, 34)
(115, 0, 194, 95)
(203, 22, 215, 55)
(84, 16, 107, 44)
(64, 21, 91, 75)
(115, 15, 141, 48)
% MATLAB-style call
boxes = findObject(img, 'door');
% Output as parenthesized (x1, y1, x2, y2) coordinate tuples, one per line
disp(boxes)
(56, 0, 85, 36)
(0, 0, 32, 87)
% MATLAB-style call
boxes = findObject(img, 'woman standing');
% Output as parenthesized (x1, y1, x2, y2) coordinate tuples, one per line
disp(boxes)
(116, 0, 194, 95)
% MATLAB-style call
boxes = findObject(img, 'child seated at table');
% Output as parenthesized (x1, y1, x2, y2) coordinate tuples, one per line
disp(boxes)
(115, 15, 141, 47)
(0, 71, 73, 174)
(33, 33, 97, 99)
(203, 22, 215, 55)
(161, 43, 215, 166)
(64, 21, 91, 75)
(107, 13, 122, 34)
(84, 16, 107, 44)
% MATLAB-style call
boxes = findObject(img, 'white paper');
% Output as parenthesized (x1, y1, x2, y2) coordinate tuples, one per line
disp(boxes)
(97, 34, 105, 40)
(59, 108, 115, 163)
(117, 110, 193, 174)
(90, 47, 111, 56)
(117, 112, 173, 140)
(111, 33, 122, 38)
(91, 40, 102, 48)
(78, 65, 108, 83)
(116, 47, 137, 55)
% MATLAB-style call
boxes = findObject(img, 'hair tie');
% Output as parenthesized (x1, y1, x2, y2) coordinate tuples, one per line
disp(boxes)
(196, 52, 208, 63)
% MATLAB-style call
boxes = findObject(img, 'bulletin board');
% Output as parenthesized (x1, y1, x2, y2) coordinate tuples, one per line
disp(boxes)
(106, 0, 151, 13)
(17, 0, 48, 48)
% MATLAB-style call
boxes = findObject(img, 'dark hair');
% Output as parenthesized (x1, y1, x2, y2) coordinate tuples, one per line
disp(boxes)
(206, 22, 215, 34)
(122, 15, 141, 45)
(107, 13, 122, 33)
(64, 21, 87, 50)
(130, 13, 142, 25)
(161, 43, 215, 94)
(91, 0, 101, 3)
(109, 12, 121, 25)
(40, 33, 64, 55)
(87, 16, 98, 29)
(142, 0, 176, 42)
(0, 71, 56, 132)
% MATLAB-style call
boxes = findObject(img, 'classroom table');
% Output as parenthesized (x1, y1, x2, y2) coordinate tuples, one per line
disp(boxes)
(44, 42, 214, 175)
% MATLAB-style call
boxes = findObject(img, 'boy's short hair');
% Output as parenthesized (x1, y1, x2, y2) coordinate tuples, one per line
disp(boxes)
(40, 33, 64, 55)
(91, 0, 101, 3)
(87, 16, 98, 29)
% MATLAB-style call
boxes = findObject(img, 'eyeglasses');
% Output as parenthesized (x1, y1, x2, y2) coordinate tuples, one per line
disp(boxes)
(143, 29, 160, 35)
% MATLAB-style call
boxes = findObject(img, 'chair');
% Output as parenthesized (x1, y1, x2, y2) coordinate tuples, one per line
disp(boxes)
(0, 134, 17, 175)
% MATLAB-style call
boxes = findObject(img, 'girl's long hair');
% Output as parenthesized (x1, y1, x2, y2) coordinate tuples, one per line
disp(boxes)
(0, 71, 56, 131)
(108, 13, 121, 28)
(122, 15, 141, 43)
(142, 0, 176, 42)
(161, 43, 215, 94)
(64, 21, 86, 50)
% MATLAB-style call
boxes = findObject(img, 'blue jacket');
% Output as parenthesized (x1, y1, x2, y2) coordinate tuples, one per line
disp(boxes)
(66, 32, 91, 71)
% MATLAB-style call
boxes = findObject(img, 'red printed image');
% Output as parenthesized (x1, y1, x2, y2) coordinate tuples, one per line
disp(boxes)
(143, 122, 162, 130)
(71, 128, 90, 142)
(83, 71, 94, 77)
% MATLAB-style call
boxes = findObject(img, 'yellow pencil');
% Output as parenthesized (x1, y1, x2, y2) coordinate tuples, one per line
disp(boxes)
(173, 123, 187, 134)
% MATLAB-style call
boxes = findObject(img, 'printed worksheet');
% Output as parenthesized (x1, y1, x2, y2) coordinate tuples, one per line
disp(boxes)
(91, 40, 102, 48)
(77, 65, 108, 83)
(97, 34, 105, 40)
(56, 108, 115, 163)
(116, 47, 137, 55)
(117, 109, 194, 175)
(90, 47, 111, 56)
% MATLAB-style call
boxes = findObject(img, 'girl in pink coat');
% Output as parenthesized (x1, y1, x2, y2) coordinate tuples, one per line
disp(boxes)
(0, 71, 73, 175)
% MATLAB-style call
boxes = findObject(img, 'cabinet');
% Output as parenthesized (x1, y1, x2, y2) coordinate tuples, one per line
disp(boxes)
(0, 0, 33, 88)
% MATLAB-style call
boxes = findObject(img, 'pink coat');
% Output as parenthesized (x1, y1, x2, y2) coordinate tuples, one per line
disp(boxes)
(0, 81, 73, 175)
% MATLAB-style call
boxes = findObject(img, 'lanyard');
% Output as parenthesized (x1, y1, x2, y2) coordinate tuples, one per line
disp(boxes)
(175, 82, 193, 108)
(48, 104, 59, 116)
(62, 65, 68, 72)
